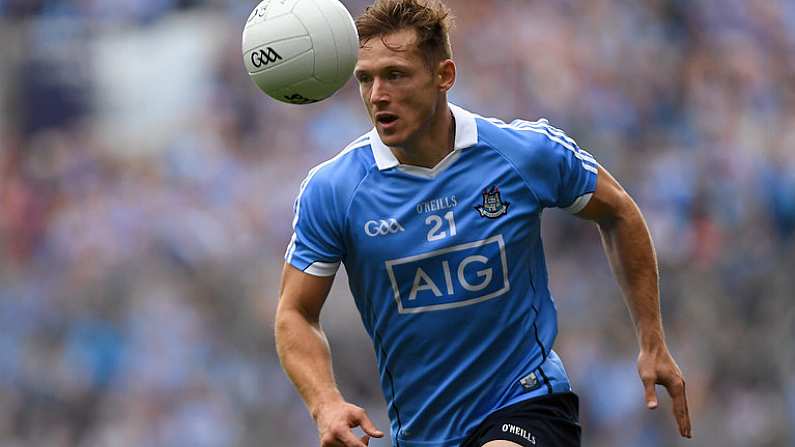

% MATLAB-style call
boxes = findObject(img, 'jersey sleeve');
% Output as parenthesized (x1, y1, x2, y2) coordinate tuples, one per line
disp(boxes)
(523, 120, 599, 213)
(284, 173, 345, 277)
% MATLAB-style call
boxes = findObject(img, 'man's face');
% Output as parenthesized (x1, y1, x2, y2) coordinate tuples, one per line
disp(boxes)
(354, 29, 443, 148)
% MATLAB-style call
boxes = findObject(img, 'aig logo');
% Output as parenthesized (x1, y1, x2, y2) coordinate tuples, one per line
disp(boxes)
(251, 47, 283, 68)
(385, 235, 510, 314)
(364, 219, 405, 237)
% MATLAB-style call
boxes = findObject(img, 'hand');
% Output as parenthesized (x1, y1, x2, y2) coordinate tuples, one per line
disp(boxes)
(314, 400, 384, 447)
(637, 347, 692, 438)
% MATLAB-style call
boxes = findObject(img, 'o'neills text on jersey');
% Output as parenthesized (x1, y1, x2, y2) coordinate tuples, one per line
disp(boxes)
(417, 195, 457, 214)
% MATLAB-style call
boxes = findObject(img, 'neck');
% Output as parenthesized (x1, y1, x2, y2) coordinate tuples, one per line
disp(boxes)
(392, 102, 455, 169)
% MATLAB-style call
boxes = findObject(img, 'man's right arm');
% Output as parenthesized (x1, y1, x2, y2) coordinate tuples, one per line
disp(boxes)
(275, 263, 384, 447)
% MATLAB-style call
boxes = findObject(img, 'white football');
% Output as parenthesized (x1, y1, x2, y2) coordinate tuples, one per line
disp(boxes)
(242, 0, 359, 104)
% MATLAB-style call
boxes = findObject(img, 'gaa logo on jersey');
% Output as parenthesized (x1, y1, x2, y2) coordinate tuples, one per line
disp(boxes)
(364, 218, 405, 237)
(385, 235, 511, 313)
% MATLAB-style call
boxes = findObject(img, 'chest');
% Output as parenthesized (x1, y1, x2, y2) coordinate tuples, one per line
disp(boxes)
(350, 153, 542, 244)
(344, 156, 541, 313)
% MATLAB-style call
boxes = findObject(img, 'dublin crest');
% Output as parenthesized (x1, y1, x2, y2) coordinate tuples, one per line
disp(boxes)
(475, 186, 510, 219)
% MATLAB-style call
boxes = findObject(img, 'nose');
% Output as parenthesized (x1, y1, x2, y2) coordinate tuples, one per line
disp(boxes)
(369, 77, 389, 106)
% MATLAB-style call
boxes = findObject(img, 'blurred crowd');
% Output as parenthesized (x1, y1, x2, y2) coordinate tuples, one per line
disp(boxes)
(1, 0, 794, 446)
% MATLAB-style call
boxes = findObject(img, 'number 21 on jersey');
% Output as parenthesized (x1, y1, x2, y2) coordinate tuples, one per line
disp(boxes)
(426, 211, 456, 241)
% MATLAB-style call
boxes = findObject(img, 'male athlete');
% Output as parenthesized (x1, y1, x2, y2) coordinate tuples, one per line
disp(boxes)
(275, 1, 692, 446)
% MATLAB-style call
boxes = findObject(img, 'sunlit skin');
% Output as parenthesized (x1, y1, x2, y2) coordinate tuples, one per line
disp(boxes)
(354, 28, 456, 168)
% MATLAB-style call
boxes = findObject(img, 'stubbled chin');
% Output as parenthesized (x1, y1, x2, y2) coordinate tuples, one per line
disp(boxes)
(377, 127, 399, 142)
(379, 134, 395, 145)
(381, 137, 406, 149)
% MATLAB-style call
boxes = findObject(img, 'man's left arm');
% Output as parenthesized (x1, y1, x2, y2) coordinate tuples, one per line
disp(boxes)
(576, 165, 692, 439)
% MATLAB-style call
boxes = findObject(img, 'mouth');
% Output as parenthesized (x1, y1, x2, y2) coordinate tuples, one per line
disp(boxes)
(375, 112, 399, 128)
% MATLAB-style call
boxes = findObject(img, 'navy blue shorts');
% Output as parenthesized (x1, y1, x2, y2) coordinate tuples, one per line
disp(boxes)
(461, 392, 581, 447)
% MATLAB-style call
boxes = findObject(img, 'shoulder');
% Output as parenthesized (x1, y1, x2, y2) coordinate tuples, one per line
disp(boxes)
(471, 114, 598, 205)
(473, 116, 574, 188)
(474, 115, 574, 163)
(297, 132, 376, 201)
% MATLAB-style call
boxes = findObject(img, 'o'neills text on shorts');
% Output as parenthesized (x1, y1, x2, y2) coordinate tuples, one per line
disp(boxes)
(502, 423, 536, 445)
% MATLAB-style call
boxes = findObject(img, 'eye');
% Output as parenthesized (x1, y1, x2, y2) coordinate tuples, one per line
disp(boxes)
(355, 73, 371, 83)
(388, 71, 404, 80)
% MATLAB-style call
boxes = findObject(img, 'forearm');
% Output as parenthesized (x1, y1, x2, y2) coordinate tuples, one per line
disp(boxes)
(596, 198, 665, 350)
(275, 308, 344, 417)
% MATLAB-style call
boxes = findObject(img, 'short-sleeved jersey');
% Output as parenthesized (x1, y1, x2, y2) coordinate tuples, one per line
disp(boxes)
(285, 104, 598, 447)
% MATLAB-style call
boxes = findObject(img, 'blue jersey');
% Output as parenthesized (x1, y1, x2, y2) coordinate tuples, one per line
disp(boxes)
(285, 104, 598, 447)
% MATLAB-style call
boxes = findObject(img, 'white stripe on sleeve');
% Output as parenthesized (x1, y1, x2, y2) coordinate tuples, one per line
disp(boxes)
(563, 193, 593, 214)
(304, 261, 340, 276)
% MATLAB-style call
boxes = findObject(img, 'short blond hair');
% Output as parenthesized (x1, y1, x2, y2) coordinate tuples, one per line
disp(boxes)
(355, 0, 454, 68)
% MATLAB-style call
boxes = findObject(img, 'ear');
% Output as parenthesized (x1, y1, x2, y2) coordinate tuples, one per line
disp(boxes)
(436, 59, 456, 92)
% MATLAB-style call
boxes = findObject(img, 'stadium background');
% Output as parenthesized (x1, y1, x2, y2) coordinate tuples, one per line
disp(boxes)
(1, 0, 794, 445)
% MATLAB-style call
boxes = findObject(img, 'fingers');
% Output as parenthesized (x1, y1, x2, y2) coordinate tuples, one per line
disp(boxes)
(356, 410, 384, 438)
(317, 403, 385, 447)
(642, 377, 658, 409)
(338, 430, 367, 447)
(665, 378, 692, 438)
(320, 409, 383, 447)
(637, 351, 693, 438)
(321, 429, 368, 447)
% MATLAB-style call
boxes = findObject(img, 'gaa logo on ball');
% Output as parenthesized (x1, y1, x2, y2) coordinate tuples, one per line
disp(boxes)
(242, 0, 359, 104)
(250, 47, 283, 69)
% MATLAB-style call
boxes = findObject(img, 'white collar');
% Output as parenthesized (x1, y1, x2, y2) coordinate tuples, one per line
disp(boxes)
(370, 103, 479, 172)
